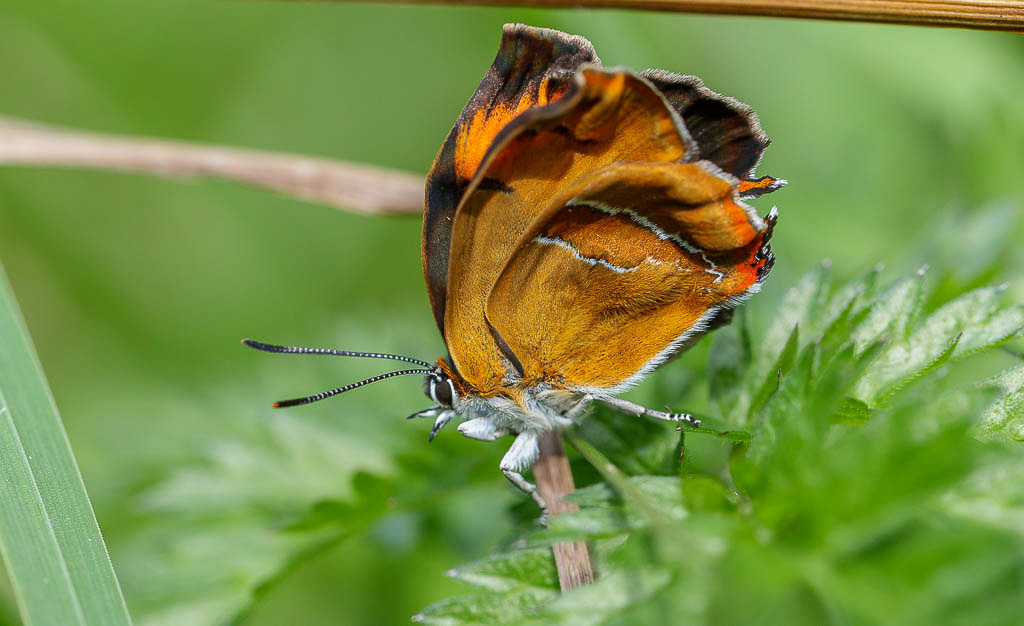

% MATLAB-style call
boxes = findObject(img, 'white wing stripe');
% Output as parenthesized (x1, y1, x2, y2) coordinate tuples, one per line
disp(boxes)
(533, 235, 639, 274)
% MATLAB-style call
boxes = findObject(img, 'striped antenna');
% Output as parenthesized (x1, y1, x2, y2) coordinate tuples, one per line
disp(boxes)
(243, 338, 432, 368)
(271, 368, 432, 408)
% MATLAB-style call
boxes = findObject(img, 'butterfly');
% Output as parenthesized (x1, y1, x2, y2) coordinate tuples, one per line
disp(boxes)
(245, 24, 782, 509)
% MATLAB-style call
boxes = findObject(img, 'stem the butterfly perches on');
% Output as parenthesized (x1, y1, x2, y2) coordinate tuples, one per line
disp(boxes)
(533, 431, 595, 591)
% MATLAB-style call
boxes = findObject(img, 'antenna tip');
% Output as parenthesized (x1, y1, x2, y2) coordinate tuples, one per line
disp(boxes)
(272, 401, 283, 408)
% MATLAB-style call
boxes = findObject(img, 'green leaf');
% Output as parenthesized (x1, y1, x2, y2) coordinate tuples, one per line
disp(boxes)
(539, 568, 672, 625)
(447, 548, 559, 593)
(413, 587, 557, 625)
(708, 315, 752, 420)
(849, 267, 927, 354)
(0, 263, 132, 625)
(746, 323, 800, 421)
(119, 414, 396, 625)
(976, 365, 1024, 444)
(755, 262, 830, 374)
(418, 259, 1024, 626)
(855, 285, 1024, 404)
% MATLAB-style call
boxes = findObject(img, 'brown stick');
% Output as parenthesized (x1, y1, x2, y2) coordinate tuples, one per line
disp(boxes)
(0, 116, 425, 216)
(367, 0, 1024, 32)
(533, 431, 595, 591)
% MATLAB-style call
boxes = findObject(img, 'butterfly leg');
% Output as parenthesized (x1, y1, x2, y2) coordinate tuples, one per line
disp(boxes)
(596, 395, 701, 428)
(458, 418, 511, 441)
(406, 406, 457, 442)
(406, 406, 442, 420)
(499, 431, 546, 511)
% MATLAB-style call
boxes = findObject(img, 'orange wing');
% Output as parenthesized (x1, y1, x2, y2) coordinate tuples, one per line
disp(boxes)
(443, 68, 700, 394)
(422, 25, 598, 334)
(485, 161, 774, 393)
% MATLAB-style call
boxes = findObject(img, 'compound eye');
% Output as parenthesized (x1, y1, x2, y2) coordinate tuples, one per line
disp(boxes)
(432, 374, 454, 407)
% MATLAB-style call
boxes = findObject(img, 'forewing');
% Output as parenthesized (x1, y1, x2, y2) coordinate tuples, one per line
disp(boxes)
(486, 161, 775, 393)
(444, 69, 698, 393)
(422, 24, 598, 333)
(642, 69, 784, 197)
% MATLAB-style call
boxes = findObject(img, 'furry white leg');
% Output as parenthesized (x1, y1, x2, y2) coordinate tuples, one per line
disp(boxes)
(563, 394, 594, 420)
(457, 418, 510, 441)
(500, 431, 546, 510)
(596, 395, 701, 428)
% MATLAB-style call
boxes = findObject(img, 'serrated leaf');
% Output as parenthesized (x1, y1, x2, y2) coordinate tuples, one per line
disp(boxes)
(943, 460, 1024, 536)
(821, 265, 882, 329)
(565, 476, 681, 512)
(746, 323, 800, 421)
(413, 587, 557, 625)
(539, 569, 672, 626)
(850, 269, 927, 354)
(976, 365, 1024, 444)
(855, 285, 1023, 404)
(681, 475, 732, 512)
(957, 306, 1024, 357)
(747, 339, 819, 466)
(566, 436, 683, 552)
(855, 332, 962, 406)
(708, 323, 750, 421)
(816, 268, 882, 365)
(531, 508, 631, 544)
(448, 548, 558, 593)
(751, 262, 830, 380)
(832, 397, 872, 424)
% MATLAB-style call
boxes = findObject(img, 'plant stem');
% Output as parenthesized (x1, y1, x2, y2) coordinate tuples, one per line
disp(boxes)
(368, 0, 1024, 32)
(0, 116, 425, 216)
(533, 431, 595, 591)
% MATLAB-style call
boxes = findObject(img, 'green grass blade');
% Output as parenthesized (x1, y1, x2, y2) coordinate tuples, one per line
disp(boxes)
(0, 262, 132, 625)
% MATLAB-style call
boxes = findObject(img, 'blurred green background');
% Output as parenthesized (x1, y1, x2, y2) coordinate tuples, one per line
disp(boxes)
(0, 1, 1022, 624)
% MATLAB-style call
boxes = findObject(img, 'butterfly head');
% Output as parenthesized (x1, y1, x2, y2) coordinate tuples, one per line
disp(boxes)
(424, 359, 462, 408)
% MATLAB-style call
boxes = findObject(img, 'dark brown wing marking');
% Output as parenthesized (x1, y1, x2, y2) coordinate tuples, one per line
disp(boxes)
(422, 24, 599, 334)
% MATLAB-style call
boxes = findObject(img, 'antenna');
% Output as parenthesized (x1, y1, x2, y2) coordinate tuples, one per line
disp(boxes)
(242, 339, 432, 368)
(271, 368, 432, 408)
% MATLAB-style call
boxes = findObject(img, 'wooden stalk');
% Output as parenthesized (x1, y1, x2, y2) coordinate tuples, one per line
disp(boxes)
(0, 116, 425, 216)
(367, 0, 1024, 32)
(533, 431, 596, 591)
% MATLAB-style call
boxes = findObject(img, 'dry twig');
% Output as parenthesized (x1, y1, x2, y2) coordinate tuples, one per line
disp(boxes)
(533, 431, 596, 591)
(0, 116, 425, 216)
(370, 0, 1024, 31)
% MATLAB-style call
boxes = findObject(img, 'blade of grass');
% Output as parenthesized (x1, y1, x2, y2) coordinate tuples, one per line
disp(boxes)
(0, 261, 132, 625)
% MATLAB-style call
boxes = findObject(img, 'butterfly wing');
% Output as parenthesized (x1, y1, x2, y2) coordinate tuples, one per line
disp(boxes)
(443, 68, 702, 393)
(485, 160, 775, 393)
(422, 24, 598, 333)
(642, 70, 785, 199)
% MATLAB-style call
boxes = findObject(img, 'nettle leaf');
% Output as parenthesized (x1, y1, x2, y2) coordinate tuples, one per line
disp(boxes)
(850, 267, 928, 354)
(418, 253, 1024, 625)
(708, 310, 755, 421)
(746, 323, 800, 422)
(976, 365, 1024, 444)
(854, 285, 1024, 405)
(413, 587, 557, 625)
(119, 414, 396, 626)
(447, 548, 559, 593)
(735, 263, 831, 420)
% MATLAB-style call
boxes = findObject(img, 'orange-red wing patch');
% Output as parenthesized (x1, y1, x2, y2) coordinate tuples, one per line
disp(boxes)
(422, 25, 598, 334)
(443, 68, 698, 395)
(484, 161, 773, 392)
(737, 175, 787, 199)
